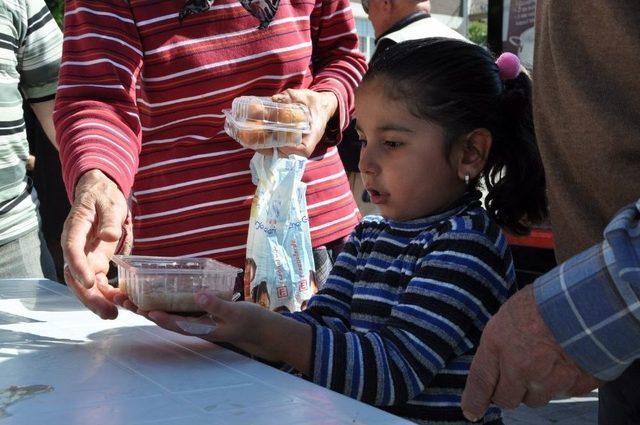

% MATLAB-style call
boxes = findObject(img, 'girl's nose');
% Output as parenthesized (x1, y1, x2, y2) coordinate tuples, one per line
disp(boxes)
(358, 146, 378, 175)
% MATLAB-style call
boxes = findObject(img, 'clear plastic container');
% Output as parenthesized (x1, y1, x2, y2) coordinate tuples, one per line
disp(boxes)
(223, 96, 311, 149)
(112, 255, 240, 313)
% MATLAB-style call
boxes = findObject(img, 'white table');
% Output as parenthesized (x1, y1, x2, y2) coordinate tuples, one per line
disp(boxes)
(0, 279, 411, 425)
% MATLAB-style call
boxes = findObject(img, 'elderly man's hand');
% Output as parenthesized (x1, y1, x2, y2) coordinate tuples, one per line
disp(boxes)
(461, 285, 600, 421)
(271, 89, 338, 158)
(62, 169, 131, 320)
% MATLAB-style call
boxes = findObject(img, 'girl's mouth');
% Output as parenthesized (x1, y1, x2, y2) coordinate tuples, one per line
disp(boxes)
(367, 189, 388, 204)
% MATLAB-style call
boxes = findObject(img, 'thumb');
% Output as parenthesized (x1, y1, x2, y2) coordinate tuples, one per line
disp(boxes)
(95, 196, 126, 242)
(196, 292, 231, 317)
(461, 343, 499, 421)
(272, 91, 293, 103)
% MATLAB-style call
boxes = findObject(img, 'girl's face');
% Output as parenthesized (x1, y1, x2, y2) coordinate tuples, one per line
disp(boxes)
(355, 81, 465, 221)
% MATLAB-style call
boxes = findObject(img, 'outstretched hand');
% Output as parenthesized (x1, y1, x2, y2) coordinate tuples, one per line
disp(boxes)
(146, 293, 312, 374)
(147, 295, 272, 356)
(461, 285, 600, 421)
(62, 169, 131, 320)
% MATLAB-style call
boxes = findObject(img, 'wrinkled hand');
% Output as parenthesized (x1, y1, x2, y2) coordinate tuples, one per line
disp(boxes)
(146, 294, 276, 360)
(270, 89, 338, 158)
(62, 169, 131, 320)
(461, 285, 600, 421)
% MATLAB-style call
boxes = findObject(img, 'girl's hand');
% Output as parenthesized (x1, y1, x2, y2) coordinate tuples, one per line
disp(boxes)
(270, 89, 338, 158)
(146, 294, 275, 361)
(145, 292, 313, 374)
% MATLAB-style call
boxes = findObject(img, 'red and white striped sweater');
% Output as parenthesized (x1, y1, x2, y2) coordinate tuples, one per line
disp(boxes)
(54, 0, 367, 268)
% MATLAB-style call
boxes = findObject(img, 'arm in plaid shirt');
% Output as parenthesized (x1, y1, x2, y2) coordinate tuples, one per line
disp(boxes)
(534, 199, 640, 381)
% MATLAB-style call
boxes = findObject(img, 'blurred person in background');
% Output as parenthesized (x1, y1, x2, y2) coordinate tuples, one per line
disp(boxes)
(339, 0, 467, 217)
(0, 0, 62, 279)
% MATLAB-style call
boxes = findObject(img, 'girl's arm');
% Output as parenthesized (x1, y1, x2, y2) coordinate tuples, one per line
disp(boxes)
(147, 226, 363, 374)
(302, 230, 512, 405)
(149, 296, 314, 375)
(148, 228, 511, 406)
(284, 232, 360, 332)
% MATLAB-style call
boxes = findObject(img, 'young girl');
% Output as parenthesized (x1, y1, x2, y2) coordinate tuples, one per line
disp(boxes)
(146, 38, 547, 424)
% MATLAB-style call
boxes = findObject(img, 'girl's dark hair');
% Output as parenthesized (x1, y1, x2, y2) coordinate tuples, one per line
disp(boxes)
(363, 38, 547, 235)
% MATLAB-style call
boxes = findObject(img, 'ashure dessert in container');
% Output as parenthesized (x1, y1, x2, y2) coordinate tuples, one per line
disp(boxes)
(224, 96, 311, 149)
(112, 255, 241, 313)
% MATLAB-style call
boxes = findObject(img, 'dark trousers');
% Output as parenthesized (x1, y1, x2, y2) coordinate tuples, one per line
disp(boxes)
(598, 360, 640, 425)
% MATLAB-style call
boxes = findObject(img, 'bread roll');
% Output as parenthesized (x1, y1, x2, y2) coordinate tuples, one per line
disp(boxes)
(273, 130, 301, 146)
(277, 107, 307, 124)
(237, 121, 269, 146)
(246, 102, 266, 121)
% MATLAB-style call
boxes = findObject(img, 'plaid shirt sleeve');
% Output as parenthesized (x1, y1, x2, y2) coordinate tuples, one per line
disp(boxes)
(534, 199, 640, 381)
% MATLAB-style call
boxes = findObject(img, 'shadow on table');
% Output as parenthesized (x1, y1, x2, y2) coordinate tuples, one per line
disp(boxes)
(0, 280, 88, 313)
(0, 329, 82, 360)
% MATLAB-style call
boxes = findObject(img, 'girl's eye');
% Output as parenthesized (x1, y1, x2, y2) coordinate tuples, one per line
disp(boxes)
(384, 140, 402, 149)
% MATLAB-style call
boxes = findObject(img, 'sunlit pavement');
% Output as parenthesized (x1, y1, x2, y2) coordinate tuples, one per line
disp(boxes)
(503, 391, 598, 424)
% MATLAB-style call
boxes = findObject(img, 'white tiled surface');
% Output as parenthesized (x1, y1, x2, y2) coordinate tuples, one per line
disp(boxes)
(0, 279, 411, 425)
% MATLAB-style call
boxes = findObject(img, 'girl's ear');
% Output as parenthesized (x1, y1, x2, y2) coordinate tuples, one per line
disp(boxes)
(455, 128, 492, 182)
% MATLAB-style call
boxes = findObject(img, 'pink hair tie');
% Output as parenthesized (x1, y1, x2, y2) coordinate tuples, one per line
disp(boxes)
(495, 52, 521, 80)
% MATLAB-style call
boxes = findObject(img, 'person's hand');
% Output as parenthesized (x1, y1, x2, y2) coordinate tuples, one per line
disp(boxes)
(270, 89, 338, 158)
(461, 285, 600, 421)
(146, 292, 312, 373)
(62, 169, 131, 320)
(26, 155, 36, 172)
(146, 294, 277, 359)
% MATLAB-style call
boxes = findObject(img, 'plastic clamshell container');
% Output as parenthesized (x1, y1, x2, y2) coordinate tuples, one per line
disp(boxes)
(223, 96, 311, 149)
(112, 255, 240, 313)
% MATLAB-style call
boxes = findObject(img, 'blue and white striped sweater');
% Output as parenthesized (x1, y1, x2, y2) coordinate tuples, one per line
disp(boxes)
(290, 195, 514, 423)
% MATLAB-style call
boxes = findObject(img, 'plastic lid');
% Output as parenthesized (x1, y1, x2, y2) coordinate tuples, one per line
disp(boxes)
(228, 96, 311, 133)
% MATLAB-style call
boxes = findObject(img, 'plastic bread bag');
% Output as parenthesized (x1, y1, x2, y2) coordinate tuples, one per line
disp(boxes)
(244, 150, 316, 312)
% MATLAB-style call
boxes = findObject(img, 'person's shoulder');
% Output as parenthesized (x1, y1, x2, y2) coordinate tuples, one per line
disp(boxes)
(417, 17, 470, 42)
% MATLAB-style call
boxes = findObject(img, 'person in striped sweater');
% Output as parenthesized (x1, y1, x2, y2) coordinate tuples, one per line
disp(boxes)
(0, 0, 61, 279)
(54, 0, 367, 319)
(147, 38, 548, 423)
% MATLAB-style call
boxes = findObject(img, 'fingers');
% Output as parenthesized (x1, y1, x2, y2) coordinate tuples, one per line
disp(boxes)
(278, 144, 309, 157)
(146, 311, 216, 337)
(145, 293, 233, 337)
(175, 316, 217, 335)
(491, 369, 527, 409)
(568, 372, 600, 396)
(256, 148, 274, 157)
(522, 383, 554, 408)
(62, 209, 96, 288)
(462, 339, 500, 421)
(64, 267, 119, 320)
(195, 292, 232, 318)
(525, 363, 598, 405)
(146, 311, 181, 332)
(113, 292, 139, 314)
(272, 90, 294, 103)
